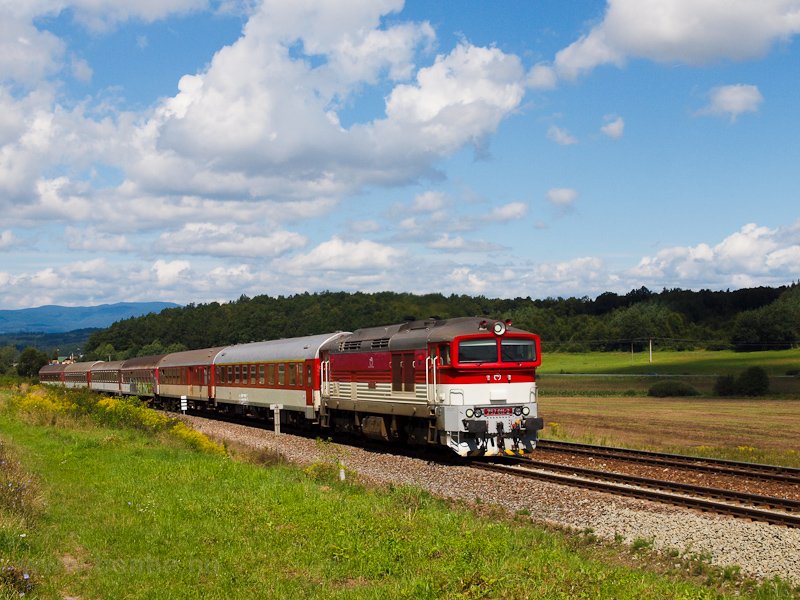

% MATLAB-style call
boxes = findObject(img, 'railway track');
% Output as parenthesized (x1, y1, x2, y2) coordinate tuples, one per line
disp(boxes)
(179, 409, 800, 527)
(471, 459, 800, 528)
(537, 439, 800, 484)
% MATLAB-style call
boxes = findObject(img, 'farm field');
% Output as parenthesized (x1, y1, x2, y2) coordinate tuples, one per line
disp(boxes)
(537, 349, 800, 466)
(538, 395, 800, 467)
(540, 348, 800, 376)
(2, 387, 794, 599)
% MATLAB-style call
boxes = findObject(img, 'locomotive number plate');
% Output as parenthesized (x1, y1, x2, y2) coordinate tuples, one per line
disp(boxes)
(482, 407, 513, 416)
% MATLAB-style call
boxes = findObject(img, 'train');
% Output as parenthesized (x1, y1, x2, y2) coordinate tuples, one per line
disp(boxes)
(39, 316, 544, 457)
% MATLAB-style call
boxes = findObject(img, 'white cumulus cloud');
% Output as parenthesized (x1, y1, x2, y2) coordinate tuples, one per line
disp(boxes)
(552, 0, 800, 81)
(698, 84, 764, 121)
(490, 202, 528, 221)
(600, 115, 625, 139)
(630, 222, 800, 287)
(157, 223, 306, 258)
(546, 188, 578, 210)
(285, 237, 405, 272)
(0, 229, 20, 251)
(547, 125, 578, 145)
(152, 259, 191, 286)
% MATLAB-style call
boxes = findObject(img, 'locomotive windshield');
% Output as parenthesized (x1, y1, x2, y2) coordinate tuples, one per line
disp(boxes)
(457, 337, 538, 364)
(458, 339, 497, 363)
(501, 338, 537, 362)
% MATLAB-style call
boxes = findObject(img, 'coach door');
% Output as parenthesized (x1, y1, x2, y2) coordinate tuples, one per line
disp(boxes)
(301, 360, 312, 406)
(189, 366, 211, 399)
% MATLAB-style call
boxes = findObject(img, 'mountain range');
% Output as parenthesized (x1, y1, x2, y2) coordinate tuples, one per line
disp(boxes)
(0, 302, 179, 334)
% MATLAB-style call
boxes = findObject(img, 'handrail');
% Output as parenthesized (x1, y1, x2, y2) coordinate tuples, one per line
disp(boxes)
(425, 354, 440, 404)
(321, 360, 329, 396)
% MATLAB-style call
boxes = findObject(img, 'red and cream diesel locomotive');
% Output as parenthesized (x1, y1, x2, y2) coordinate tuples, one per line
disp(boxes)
(40, 317, 544, 457)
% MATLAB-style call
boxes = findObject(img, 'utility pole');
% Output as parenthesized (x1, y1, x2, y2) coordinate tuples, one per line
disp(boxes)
(649, 338, 653, 364)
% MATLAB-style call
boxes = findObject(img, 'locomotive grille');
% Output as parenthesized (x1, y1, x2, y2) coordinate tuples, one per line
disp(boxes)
(340, 340, 363, 352)
(370, 338, 390, 349)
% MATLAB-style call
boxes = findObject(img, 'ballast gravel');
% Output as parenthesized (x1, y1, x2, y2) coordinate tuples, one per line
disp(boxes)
(180, 415, 800, 585)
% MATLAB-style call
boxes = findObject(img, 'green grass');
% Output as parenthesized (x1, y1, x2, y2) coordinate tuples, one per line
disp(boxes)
(541, 348, 800, 376)
(2, 392, 796, 598)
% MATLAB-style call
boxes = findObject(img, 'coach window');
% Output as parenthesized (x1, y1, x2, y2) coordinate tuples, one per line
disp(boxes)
(268, 364, 275, 385)
(227, 366, 233, 384)
(278, 364, 285, 386)
(258, 364, 265, 385)
(288, 363, 296, 386)
(250, 365, 257, 385)
(306, 364, 312, 387)
(234, 365, 240, 384)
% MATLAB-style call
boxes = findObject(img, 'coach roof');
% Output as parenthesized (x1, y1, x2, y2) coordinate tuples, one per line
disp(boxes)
(157, 347, 226, 369)
(215, 333, 349, 364)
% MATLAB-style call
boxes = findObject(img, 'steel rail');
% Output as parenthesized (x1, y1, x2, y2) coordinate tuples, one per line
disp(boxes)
(538, 439, 800, 484)
(471, 461, 800, 528)
(516, 458, 800, 513)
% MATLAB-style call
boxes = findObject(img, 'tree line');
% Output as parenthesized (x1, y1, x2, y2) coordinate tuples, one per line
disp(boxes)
(77, 284, 800, 361)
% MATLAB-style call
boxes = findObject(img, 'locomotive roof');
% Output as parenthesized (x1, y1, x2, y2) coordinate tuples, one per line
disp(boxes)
(40, 363, 67, 374)
(215, 332, 349, 364)
(325, 317, 533, 353)
(157, 347, 226, 368)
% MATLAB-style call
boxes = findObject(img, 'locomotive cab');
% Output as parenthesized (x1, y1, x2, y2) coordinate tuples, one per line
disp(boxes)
(321, 316, 543, 458)
(430, 319, 543, 457)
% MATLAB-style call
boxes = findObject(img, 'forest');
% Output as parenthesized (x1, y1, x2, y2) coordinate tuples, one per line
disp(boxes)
(80, 284, 800, 360)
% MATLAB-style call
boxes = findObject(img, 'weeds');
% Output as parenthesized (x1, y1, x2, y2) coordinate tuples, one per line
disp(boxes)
(0, 442, 42, 598)
(3, 386, 226, 457)
(631, 536, 655, 552)
(0, 442, 43, 525)
(304, 437, 357, 484)
(0, 562, 35, 597)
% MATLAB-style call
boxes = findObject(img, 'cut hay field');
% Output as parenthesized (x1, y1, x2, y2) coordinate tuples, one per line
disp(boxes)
(538, 395, 800, 467)
(537, 349, 800, 466)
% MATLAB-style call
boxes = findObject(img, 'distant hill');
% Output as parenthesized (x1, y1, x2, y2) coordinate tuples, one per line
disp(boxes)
(0, 329, 98, 355)
(0, 302, 179, 334)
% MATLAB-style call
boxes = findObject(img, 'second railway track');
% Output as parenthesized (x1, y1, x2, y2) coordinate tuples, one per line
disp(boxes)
(537, 439, 800, 484)
(471, 458, 800, 528)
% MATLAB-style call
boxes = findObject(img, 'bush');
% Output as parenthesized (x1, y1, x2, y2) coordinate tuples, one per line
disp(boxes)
(713, 375, 737, 396)
(647, 381, 699, 397)
(735, 366, 770, 397)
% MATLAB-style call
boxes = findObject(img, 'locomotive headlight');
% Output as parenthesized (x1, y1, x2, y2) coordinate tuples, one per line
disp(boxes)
(474, 408, 483, 418)
(513, 406, 522, 416)
(493, 321, 506, 336)
(522, 406, 530, 416)
(465, 409, 474, 418)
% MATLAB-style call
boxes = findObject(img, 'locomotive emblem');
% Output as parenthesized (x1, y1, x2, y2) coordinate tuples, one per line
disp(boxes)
(493, 373, 501, 381)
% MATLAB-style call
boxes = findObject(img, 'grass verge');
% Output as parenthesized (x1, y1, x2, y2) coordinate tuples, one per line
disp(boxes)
(2, 388, 798, 598)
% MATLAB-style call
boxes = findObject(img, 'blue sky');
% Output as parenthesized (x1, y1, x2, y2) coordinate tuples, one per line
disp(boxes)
(1, 0, 799, 309)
